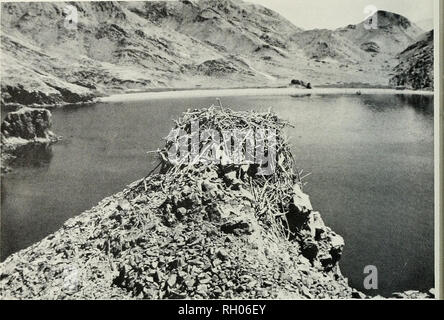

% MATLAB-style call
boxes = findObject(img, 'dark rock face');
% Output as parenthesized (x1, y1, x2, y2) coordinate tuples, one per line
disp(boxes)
(389, 30, 434, 90)
(196, 59, 239, 76)
(290, 79, 311, 89)
(286, 185, 344, 271)
(1, 83, 95, 107)
(360, 42, 380, 53)
(1, 107, 59, 174)
(374, 10, 413, 29)
(1, 107, 56, 141)
(311, 41, 334, 60)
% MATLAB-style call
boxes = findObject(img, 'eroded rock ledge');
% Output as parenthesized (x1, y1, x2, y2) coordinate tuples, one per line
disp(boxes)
(1, 107, 60, 174)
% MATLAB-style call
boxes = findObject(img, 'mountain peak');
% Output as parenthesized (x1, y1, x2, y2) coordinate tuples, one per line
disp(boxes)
(371, 10, 414, 29)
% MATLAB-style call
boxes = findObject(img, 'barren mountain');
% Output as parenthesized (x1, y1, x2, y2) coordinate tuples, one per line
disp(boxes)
(337, 11, 424, 55)
(0, 1, 432, 107)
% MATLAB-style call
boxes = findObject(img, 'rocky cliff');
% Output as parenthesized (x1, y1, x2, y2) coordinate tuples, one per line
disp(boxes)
(1, 107, 59, 174)
(389, 30, 434, 90)
(0, 2, 432, 107)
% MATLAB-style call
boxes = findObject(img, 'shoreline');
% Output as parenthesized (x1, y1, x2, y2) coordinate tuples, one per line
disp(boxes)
(100, 87, 435, 103)
(1, 87, 434, 110)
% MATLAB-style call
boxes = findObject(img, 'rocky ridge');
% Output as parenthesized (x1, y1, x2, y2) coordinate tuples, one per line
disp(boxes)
(389, 30, 434, 90)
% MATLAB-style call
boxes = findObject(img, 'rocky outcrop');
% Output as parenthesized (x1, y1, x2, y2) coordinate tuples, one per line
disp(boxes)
(196, 59, 238, 76)
(389, 30, 434, 90)
(1, 81, 95, 108)
(1, 107, 58, 142)
(360, 42, 380, 53)
(391, 289, 435, 299)
(290, 79, 312, 89)
(0, 106, 354, 299)
(1, 107, 60, 174)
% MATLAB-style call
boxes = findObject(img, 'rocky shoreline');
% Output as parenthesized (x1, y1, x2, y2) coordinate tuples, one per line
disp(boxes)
(0, 106, 434, 299)
(1, 107, 60, 174)
(0, 85, 433, 111)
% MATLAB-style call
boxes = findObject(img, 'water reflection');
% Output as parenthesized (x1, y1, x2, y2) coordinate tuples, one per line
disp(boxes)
(360, 94, 434, 116)
(396, 94, 434, 116)
(8, 143, 53, 170)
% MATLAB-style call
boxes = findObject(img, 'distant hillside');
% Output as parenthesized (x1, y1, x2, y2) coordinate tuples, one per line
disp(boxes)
(0, 1, 432, 106)
(127, 0, 302, 54)
(390, 30, 434, 90)
(337, 11, 424, 55)
(291, 29, 363, 63)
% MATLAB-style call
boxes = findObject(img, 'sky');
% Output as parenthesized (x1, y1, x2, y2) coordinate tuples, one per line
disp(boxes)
(247, 0, 434, 30)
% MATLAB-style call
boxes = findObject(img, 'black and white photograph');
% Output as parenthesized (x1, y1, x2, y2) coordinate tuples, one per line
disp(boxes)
(0, 0, 441, 302)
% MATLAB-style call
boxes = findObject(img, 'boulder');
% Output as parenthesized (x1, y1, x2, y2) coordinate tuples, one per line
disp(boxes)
(1, 107, 58, 143)
(1, 107, 60, 174)
(290, 79, 312, 89)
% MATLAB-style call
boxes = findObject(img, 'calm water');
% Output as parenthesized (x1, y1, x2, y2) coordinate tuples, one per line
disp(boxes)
(1, 93, 434, 296)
